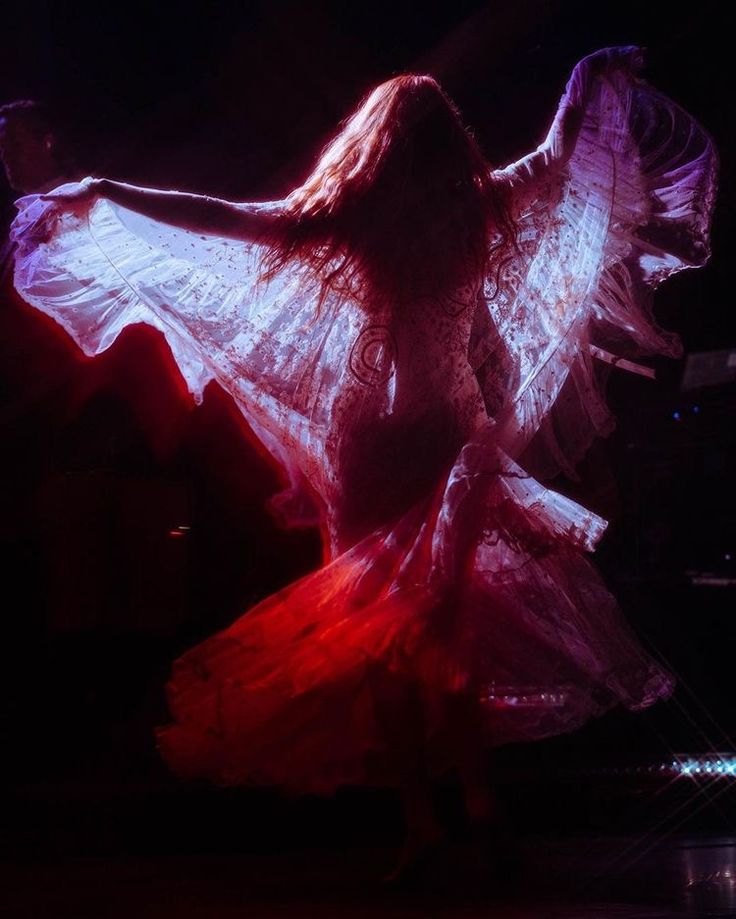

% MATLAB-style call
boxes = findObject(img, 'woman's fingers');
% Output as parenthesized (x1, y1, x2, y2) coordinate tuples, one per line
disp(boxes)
(39, 177, 101, 204)
(40, 189, 87, 203)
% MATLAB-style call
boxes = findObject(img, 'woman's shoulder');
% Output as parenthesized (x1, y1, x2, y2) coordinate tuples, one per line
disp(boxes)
(227, 198, 292, 244)
(236, 197, 290, 216)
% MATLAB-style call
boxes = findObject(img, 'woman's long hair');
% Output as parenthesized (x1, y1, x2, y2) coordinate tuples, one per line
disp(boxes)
(258, 74, 517, 316)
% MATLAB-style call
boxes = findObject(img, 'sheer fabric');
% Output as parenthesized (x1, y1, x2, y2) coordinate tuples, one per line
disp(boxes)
(11, 53, 717, 793)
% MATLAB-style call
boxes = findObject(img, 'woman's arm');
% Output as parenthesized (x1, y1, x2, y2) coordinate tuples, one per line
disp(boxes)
(42, 177, 286, 243)
(99, 179, 286, 241)
(492, 46, 646, 199)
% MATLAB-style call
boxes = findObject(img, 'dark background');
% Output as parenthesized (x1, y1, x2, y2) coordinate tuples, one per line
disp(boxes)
(0, 0, 734, 861)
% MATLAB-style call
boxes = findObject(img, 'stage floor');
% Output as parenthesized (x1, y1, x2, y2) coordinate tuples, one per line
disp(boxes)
(4, 831, 735, 918)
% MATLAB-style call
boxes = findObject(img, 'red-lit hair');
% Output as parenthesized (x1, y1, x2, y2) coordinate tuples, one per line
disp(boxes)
(259, 74, 517, 316)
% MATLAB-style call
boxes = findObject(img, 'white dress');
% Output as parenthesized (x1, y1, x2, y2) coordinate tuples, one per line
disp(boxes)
(11, 51, 718, 794)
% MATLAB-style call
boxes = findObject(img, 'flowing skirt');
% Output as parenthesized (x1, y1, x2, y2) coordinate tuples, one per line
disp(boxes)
(155, 422, 674, 795)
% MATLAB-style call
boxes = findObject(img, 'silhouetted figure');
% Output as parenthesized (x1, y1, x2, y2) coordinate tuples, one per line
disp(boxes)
(10, 47, 718, 878)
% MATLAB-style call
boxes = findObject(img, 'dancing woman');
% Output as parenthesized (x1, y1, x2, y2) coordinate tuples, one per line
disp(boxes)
(11, 45, 717, 875)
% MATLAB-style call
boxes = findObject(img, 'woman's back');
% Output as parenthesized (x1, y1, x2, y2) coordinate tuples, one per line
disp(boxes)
(251, 74, 506, 553)
(326, 269, 488, 553)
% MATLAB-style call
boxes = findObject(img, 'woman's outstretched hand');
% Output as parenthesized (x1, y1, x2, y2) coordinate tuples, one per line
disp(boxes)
(39, 176, 105, 207)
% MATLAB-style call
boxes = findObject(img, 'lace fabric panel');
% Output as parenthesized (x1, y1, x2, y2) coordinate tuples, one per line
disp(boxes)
(470, 68, 718, 480)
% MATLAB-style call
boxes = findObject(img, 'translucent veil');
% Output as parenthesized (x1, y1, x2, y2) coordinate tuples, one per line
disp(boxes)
(10, 59, 718, 790)
(13, 66, 717, 531)
(475, 66, 717, 480)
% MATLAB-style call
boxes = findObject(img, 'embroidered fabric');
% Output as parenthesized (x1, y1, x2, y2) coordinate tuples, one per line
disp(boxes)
(10, 49, 717, 793)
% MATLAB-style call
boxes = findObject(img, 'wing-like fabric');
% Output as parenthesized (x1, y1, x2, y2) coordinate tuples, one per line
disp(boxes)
(12, 64, 704, 787)
(11, 195, 378, 530)
(10, 58, 717, 538)
(470, 65, 718, 480)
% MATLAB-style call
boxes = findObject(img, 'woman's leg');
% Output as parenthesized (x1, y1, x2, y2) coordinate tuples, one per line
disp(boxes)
(450, 691, 498, 827)
(369, 666, 443, 879)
